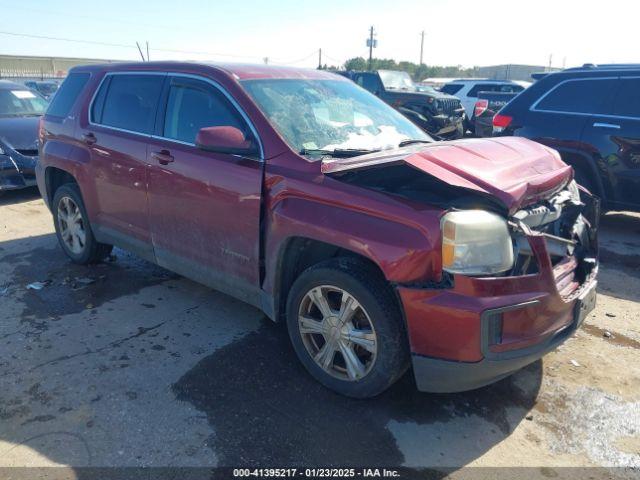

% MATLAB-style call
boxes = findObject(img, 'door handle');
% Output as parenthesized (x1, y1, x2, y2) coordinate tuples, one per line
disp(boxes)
(151, 150, 174, 165)
(81, 132, 97, 145)
(593, 122, 621, 129)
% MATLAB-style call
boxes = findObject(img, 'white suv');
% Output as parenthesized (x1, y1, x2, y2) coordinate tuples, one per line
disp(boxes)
(441, 79, 526, 127)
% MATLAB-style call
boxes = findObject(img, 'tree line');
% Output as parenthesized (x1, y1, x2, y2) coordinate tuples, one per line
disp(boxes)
(319, 57, 480, 81)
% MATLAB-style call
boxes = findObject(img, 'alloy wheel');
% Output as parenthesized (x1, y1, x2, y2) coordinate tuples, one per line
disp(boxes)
(298, 285, 377, 381)
(57, 196, 86, 255)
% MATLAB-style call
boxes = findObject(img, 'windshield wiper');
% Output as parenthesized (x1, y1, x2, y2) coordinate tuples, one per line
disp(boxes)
(398, 139, 433, 147)
(300, 148, 381, 158)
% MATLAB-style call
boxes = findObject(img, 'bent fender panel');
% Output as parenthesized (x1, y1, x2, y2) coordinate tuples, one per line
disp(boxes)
(263, 196, 441, 296)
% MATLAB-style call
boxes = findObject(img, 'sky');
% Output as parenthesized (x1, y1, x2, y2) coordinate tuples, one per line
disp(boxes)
(0, 0, 638, 69)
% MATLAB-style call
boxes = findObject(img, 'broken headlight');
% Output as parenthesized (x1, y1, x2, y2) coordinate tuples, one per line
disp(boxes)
(441, 210, 514, 275)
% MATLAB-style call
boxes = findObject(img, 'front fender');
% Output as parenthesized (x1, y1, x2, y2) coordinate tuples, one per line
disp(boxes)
(263, 194, 443, 296)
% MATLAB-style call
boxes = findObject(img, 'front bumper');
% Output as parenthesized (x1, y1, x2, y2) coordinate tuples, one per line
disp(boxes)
(0, 153, 38, 191)
(399, 195, 599, 393)
(409, 278, 597, 392)
(431, 113, 464, 138)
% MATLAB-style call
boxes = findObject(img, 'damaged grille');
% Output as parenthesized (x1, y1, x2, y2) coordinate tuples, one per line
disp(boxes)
(437, 98, 462, 116)
(509, 183, 598, 298)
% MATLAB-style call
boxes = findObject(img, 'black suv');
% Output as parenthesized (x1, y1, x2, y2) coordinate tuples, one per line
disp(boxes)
(339, 70, 465, 139)
(494, 64, 640, 212)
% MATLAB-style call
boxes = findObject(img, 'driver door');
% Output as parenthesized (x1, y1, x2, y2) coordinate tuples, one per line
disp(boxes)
(146, 74, 264, 305)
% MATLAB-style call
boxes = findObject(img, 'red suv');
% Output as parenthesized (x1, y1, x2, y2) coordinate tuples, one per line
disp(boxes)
(36, 62, 599, 398)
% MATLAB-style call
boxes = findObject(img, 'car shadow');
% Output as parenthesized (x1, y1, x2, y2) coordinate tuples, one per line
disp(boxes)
(0, 186, 41, 206)
(597, 211, 640, 303)
(0, 232, 543, 474)
(173, 318, 543, 470)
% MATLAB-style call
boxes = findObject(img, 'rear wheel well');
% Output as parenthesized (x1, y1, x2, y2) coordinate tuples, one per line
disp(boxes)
(45, 167, 77, 206)
(273, 237, 390, 322)
(558, 150, 605, 200)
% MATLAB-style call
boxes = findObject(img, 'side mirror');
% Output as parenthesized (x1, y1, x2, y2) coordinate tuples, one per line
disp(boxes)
(195, 126, 258, 156)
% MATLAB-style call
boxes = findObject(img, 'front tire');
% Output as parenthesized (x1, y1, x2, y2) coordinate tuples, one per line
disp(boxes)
(286, 258, 409, 398)
(52, 183, 113, 264)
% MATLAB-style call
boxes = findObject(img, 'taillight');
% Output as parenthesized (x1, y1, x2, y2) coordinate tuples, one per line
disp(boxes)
(492, 114, 513, 131)
(474, 99, 489, 118)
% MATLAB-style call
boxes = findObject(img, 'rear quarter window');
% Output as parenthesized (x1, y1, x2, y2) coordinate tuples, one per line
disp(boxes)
(46, 72, 90, 118)
(441, 84, 463, 95)
(611, 78, 640, 118)
(534, 78, 617, 114)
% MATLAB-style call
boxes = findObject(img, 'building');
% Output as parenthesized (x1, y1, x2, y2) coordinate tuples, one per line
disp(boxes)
(474, 64, 561, 82)
(0, 54, 118, 79)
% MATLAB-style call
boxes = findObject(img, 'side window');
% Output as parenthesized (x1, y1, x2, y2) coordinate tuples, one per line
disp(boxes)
(354, 74, 365, 87)
(360, 74, 380, 93)
(611, 79, 640, 118)
(535, 79, 617, 114)
(162, 78, 246, 144)
(440, 84, 463, 95)
(46, 72, 90, 118)
(97, 74, 165, 134)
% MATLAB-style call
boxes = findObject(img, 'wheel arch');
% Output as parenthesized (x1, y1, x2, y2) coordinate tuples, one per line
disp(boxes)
(556, 147, 609, 203)
(44, 166, 78, 207)
(269, 236, 391, 323)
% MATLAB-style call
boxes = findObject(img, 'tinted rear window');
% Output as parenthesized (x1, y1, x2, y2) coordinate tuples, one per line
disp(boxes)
(441, 84, 463, 95)
(467, 83, 524, 96)
(46, 72, 90, 118)
(611, 78, 640, 118)
(95, 74, 165, 134)
(535, 78, 617, 114)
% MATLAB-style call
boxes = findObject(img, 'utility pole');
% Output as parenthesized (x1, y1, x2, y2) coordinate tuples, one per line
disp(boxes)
(318, 48, 322, 69)
(136, 41, 146, 61)
(146, 41, 150, 62)
(419, 30, 425, 65)
(548, 54, 553, 72)
(366, 26, 378, 71)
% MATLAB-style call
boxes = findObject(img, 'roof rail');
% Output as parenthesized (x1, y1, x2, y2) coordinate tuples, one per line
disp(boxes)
(563, 63, 640, 71)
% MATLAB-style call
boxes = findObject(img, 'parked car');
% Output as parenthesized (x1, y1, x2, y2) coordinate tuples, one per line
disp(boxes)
(340, 70, 465, 139)
(441, 79, 525, 131)
(37, 63, 599, 398)
(493, 64, 640, 213)
(23, 80, 60, 100)
(472, 91, 520, 137)
(0, 80, 49, 193)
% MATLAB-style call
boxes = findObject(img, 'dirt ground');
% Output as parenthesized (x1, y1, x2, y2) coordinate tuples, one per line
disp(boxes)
(0, 187, 639, 477)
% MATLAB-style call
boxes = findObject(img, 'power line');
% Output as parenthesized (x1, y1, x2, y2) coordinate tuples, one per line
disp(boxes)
(270, 50, 318, 65)
(0, 30, 137, 50)
(0, 30, 260, 61)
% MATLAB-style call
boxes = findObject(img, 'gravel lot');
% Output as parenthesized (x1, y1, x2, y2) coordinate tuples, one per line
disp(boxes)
(1, 187, 639, 477)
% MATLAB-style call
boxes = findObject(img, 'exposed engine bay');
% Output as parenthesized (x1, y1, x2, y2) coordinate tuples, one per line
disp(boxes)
(333, 162, 599, 295)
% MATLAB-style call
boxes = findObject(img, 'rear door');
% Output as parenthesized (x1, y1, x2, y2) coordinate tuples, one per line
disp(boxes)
(145, 74, 264, 305)
(524, 77, 618, 151)
(82, 72, 165, 256)
(582, 77, 640, 209)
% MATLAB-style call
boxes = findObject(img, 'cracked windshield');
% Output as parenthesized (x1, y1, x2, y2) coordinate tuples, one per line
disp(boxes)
(242, 78, 430, 154)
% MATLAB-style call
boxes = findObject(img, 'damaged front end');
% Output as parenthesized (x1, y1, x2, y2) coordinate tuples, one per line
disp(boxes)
(323, 138, 600, 392)
(0, 141, 38, 191)
(509, 181, 599, 297)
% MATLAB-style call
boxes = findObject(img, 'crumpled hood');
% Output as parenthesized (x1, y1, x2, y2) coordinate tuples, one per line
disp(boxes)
(0, 116, 40, 151)
(321, 137, 573, 213)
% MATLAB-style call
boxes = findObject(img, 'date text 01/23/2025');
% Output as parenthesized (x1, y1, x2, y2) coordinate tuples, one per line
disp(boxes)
(232, 468, 401, 478)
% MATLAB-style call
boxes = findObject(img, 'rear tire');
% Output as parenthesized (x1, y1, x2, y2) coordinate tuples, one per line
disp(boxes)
(52, 183, 113, 264)
(286, 258, 409, 398)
